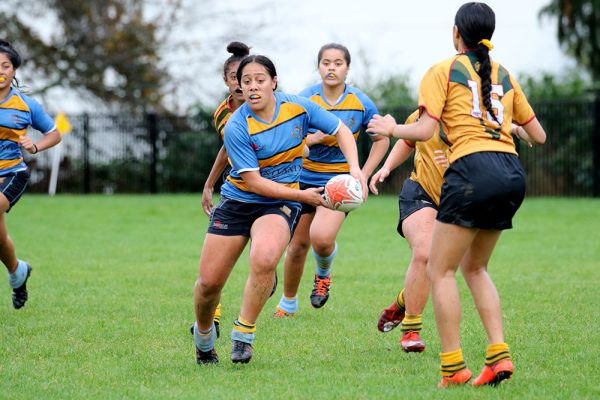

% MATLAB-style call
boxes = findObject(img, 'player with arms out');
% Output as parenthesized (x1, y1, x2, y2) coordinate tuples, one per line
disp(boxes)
(273, 43, 388, 317)
(370, 110, 448, 353)
(368, 2, 546, 387)
(0, 39, 61, 308)
(192, 54, 366, 364)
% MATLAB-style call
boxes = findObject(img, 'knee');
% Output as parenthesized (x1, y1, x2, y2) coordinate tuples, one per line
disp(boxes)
(250, 251, 280, 274)
(411, 249, 429, 271)
(287, 238, 311, 260)
(194, 278, 222, 298)
(311, 238, 335, 256)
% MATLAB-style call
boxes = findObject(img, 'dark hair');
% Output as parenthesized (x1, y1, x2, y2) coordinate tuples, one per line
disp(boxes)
(0, 39, 22, 88)
(317, 43, 351, 66)
(223, 41, 250, 78)
(236, 55, 278, 90)
(455, 2, 498, 124)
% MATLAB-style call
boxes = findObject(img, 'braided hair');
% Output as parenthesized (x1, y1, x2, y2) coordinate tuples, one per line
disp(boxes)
(455, 3, 499, 124)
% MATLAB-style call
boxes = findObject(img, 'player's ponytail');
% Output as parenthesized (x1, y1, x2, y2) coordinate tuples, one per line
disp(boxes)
(223, 41, 251, 78)
(455, 2, 499, 124)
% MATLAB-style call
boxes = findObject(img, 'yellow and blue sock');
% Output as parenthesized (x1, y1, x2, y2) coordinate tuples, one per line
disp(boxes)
(193, 322, 217, 352)
(485, 343, 511, 366)
(440, 348, 467, 377)
(231, 317, 256, 344)
(313, 242, 338, 278)
(277, 295, 298, 313)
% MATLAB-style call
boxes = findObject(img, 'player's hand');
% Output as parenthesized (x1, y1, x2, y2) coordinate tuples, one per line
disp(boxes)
(201, 186, 214, 216)
(19, 135, 36, 154)
(369, 167, 390, 195)
(306, 131, 327, 147)
(433, 150, 449, 168)
(350, 165, 368, 202)
(366, 114, 397, 138)
(300, 187, 327, 207)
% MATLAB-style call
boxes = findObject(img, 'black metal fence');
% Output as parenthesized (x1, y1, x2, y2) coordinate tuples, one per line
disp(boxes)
(24, 98, 600, 197)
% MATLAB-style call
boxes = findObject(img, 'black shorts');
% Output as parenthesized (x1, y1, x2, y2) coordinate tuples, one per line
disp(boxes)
(397, 178, 438, 237)
(0, 170, 30, 211)
(437, 152, 526, 230)
(208, 196, 301, 237)
(298, 182, 321, 215)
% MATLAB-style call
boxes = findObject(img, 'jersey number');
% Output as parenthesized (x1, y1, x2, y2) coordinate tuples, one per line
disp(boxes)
(467, 80, 504, 125)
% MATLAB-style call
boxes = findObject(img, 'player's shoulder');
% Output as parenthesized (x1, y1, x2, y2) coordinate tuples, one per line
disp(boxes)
(298, 83, 321, 98)
(345, 84, 375, 105)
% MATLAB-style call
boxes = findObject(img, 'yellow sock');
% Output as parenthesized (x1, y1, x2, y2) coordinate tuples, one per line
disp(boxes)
(395, 288, 406, 309)
(440, 348, 467, 377)
(485, 342, 510, 366)
(213, 303, 222, 324)
(401, 313, 422, 333)
(233, 316, 256, 334)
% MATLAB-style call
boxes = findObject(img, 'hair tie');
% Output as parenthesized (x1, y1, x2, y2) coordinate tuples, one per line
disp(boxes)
(478, 39, 494, 51)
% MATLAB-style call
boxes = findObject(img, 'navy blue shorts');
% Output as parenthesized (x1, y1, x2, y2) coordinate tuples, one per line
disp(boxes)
(437, 152, 526, 230)
(298, 182, 322, 215)
(208, 196, 301, 237)
(0, 170, 30, 212)
(397, 178, 438, 237)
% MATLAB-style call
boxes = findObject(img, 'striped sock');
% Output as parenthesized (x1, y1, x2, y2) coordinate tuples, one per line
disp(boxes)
(395, 288, 406, 309)
(277, 295, 298, 313)
(213, 303, 222, 325)
(401, 313, 422, 333)
(313, 242, 338, 278)
(193, 322, 217, 352)
(231, 317, 256, 345)
(440, 348, 467, 377)
(485, 343, 511, 366)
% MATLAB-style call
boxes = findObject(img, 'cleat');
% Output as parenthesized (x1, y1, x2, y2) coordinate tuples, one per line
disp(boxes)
(472, 359, 513, 387)
(272, 306, 295, 318)
(438, 368, 473, 388)
(310, 274, 331, 308)
(377, 302, 405, 332)
(12, 264, 31, 309)
(401, 331, 425, 353)
(195, 347, 219, 365)
(270, 271, 278, 298)
(231, 340, 253, 364)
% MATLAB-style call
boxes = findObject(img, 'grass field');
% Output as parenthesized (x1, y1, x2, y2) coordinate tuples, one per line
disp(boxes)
(1, 195, 599, 399)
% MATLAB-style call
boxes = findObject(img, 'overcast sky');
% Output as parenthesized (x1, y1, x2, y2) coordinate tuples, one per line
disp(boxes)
(172, 0, 574, 111)
(44, 0, 574, 113)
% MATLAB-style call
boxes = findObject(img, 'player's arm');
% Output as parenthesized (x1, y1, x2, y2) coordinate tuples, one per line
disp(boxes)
(201, 145, 229, 216)
(20, 128, 61, 154)
(240, 171, 327, 207)
(366, 112, 437, 142)
(336, 123, 367, 200)
(361, 133, 389, 179)
(514, 118, 546, 146)
(369, 139, 415, 195)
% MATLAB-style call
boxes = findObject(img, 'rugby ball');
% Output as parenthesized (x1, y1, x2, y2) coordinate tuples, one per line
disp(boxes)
(324, 174, 363, 212)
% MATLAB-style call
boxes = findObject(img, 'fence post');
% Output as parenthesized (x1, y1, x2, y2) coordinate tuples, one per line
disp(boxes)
(82, 113, 90, 194)
(147, 112, 158, 194)
(594, 91, 600, 197)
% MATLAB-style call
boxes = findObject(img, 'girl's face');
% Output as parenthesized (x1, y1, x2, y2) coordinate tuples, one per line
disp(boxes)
(224, 61, 244, 103)
(0, 53, 15, 90)
(318, 49, 349, 88)
(239, 62, 277, 112)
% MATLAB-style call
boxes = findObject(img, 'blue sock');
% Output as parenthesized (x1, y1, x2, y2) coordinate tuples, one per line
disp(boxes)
(193, 322, 217, 352)
(313, 242, 338, 278)
(277, 295, 298, 313)
(8, 260, 28, 289)
(231, 329, 255, 345)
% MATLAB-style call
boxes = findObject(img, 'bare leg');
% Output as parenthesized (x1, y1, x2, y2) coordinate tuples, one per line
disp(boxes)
(239, 214, 291, 324)
(309, 206, 345, 257)
(428, 221, 478, 352)
(282, 212, 314, 298)
(460, 229, 505, 345)
(401, 207, 437, 315)
(194, 233, 247, 331)
(0, 195, 18, 273)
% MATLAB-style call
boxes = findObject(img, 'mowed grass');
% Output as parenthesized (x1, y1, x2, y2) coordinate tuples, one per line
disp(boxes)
(0, 195, 599, 399)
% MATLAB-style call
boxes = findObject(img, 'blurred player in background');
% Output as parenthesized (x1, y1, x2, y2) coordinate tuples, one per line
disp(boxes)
(192, 54, 366, 364)
(0, 39, 62, 309)
(273, 43, 388, 317)
(367, 2, 546, 388)
(370, 110, 448, 353)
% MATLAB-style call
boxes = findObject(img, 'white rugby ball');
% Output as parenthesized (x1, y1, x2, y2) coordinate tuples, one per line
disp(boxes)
(324, 174, 363, 212)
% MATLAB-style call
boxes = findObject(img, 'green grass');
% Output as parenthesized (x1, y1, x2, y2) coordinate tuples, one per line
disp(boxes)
(1, 195, 599, 399)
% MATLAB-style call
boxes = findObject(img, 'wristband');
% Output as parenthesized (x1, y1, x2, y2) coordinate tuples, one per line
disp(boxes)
(33, 144, 39, 154)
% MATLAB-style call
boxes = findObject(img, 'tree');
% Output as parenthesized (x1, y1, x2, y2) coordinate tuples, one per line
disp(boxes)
(361, 74, 416, 111)
(0, 0, 182, 112)
(540, 0, 600, 85)
(518, 68, 590, 100)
